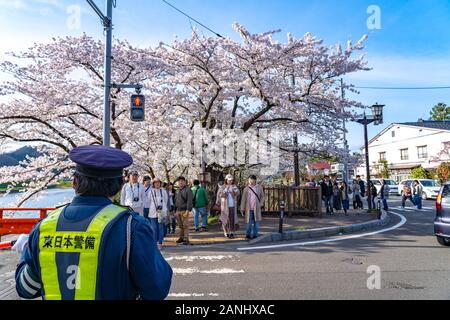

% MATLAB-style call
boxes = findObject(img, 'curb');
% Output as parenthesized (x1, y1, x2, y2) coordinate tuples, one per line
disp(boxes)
(249, 209, 390, 245)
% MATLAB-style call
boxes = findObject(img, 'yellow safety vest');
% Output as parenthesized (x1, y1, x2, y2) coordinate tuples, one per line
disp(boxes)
(39, 204, 127, 300)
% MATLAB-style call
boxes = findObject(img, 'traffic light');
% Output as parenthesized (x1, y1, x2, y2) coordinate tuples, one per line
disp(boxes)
(130, 94, 145, 122)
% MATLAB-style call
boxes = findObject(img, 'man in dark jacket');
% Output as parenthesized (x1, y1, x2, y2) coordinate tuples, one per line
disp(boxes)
(356, 175, 366, 209)
(174, 177, 193, 245)
(320, 176, 334, 214)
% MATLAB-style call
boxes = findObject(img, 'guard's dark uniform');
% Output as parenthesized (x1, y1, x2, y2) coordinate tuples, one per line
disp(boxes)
(15, 146, 173, 300)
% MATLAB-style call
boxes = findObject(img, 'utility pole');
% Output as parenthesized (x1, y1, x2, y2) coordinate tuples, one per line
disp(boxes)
(88, 1, 143, 147)
(294, 135, 300, 186)
(103, 0, 113, 147)
(87, 0, 113, 147)
(363, 112, 372, 211)
(341, 78, 349, 183)
(290, 72, 300, 187)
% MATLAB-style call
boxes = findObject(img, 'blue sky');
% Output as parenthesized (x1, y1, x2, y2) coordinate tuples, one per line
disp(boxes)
(1, 0, 450, 153)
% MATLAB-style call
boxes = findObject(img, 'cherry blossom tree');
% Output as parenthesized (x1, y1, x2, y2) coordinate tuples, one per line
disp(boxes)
(0, 34, 162, 205)
(0, 24, 370, 206)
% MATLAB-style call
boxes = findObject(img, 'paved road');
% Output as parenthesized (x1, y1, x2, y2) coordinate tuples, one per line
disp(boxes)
(2, 196, 449, 300)
(165, 197, 450, 300)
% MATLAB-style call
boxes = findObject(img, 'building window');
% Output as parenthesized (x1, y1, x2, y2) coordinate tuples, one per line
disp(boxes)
(392, 131, 396, 138)
(417, 146, 428, 159)
(379, 152, 386, 161)
(400, 149, 409, 161)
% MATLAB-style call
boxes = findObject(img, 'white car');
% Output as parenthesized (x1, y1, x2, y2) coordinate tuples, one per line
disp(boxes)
(398, 179, 441, 200)
(372, 179, 399, 195)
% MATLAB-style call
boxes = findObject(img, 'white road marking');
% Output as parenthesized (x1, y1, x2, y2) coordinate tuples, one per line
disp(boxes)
(237, 212, 407, 251)
(169, 293, 219, 297)
(165, 255, 236, 262)
(172, 268, 198, 275)
(397, 206, 434, 212)
(200, 268, 245, 274)
(173, 267, 245, 275)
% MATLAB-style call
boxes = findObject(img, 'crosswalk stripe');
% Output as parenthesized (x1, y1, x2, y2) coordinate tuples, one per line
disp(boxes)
(172, 268, 245, 275)
(165, 255, 236, 262)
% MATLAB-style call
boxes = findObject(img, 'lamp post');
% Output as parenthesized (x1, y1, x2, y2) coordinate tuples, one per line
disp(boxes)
(356, 103, 385, 212)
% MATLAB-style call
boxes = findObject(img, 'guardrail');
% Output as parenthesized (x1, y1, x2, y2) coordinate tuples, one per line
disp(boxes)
(0, 208, 55, 242)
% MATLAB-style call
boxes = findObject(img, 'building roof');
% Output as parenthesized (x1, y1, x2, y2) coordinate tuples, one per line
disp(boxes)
(366, 120, 450, 147)
(308, 161, 331, 170)
(399, 120, 450, 130)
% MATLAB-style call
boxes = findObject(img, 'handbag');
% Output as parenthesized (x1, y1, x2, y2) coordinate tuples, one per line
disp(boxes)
(158, 210, 169, 224)
(211, 203, 221, 215)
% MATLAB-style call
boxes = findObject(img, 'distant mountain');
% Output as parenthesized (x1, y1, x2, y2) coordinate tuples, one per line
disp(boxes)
(0, 146, 42, 167)
(0, 154, 19, 167)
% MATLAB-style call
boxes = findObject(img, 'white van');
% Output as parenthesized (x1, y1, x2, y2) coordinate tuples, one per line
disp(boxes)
(372, 179, 399, 195)
(398, 179, 441, 200)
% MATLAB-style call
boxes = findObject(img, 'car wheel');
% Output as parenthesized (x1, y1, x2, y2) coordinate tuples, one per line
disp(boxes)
(422, 192, 428, 200)
(437, 237, 450, 247)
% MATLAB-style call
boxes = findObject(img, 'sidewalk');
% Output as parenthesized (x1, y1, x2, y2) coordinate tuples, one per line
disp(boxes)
(163, 209, 378, 247)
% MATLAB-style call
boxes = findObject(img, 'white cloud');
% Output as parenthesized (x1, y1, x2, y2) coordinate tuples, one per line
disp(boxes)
(0, 0, 62, 15)
(0, 0, 27, 10)
(347, 55, 450, 86)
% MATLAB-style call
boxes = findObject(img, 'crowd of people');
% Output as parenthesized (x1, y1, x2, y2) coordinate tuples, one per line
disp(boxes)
(118, 172, 265, 248)
(316, 175, 392, 216)
(118, 171, 425, 248)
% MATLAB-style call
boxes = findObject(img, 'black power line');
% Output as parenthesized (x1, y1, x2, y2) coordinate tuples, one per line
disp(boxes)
(355, 86, 450, 90)
(161, 0, 224, 38)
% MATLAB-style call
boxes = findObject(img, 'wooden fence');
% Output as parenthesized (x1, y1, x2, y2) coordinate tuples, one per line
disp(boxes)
(207, 185, 322, 217)
(261, 186, 322, 217)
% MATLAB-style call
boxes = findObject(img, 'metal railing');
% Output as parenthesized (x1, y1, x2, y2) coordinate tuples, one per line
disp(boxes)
(0, 208, 55, 241)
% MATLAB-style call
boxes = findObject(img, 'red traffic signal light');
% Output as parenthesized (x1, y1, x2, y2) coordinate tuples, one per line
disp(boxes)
(130, 94, 145, 122)
(131, 95, 144, 107)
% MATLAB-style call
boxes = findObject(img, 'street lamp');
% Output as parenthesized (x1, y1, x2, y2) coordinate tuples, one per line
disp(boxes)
(356, 103, 386, 212)
(371, 103, 385, 125)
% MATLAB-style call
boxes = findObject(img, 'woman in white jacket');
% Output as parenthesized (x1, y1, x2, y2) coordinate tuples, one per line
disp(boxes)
(148, 177, 169, 250)
(120, 171, 145, 215)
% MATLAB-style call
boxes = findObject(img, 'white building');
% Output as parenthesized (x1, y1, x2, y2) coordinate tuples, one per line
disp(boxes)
(356, 120, 450, 182)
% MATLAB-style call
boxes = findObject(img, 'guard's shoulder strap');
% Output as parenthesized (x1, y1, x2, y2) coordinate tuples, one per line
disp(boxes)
(123, 208, 139, 273)
(115, 204, 132, 211)
(55, 203, 70, 209)
(44, 205, 67, 219)
(126, 214, 132, 272)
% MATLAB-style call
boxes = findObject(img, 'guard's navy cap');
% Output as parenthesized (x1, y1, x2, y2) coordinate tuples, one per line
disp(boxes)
(69, 145, 133, 179)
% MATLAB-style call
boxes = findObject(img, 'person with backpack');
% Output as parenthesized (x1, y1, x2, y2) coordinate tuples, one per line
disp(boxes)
(240, 175, 265, 240)
(401, 183, 416, 208)
(191, 180, 209, 232)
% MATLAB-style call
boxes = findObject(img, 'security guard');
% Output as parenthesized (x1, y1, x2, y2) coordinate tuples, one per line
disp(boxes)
(14, 145, 173, 300)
